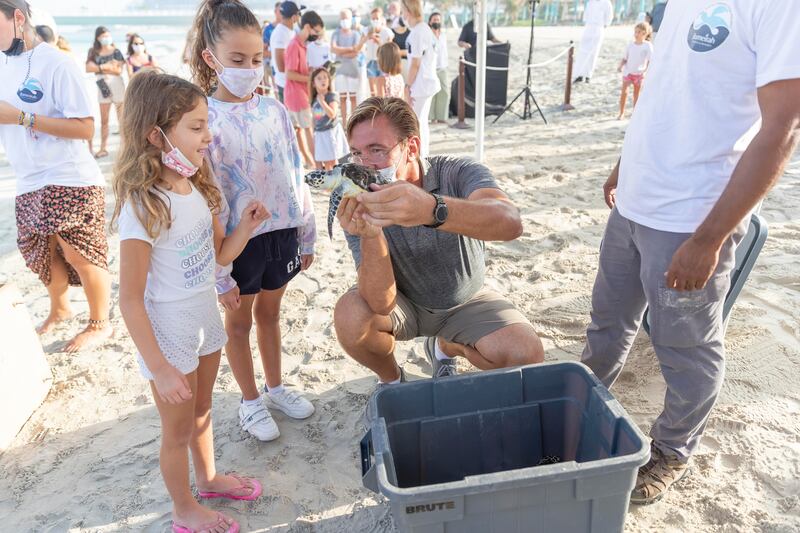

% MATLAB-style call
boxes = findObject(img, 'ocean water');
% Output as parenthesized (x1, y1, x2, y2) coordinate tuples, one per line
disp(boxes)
(55, 16, 198, 75)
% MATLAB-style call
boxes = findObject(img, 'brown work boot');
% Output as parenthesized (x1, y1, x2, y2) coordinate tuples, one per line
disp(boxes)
(630, 444, 691, 505)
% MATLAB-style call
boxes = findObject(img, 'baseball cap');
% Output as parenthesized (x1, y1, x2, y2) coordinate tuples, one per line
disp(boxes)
(280, 1, 305, 17)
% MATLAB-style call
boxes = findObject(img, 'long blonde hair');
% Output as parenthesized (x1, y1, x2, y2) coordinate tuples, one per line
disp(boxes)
(111, 70, 221, 239)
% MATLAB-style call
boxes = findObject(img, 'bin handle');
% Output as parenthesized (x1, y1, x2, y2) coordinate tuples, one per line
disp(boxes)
(360, 429, 379, 493)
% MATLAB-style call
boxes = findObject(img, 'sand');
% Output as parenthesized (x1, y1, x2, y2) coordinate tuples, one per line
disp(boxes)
(1, 25, 798, 532)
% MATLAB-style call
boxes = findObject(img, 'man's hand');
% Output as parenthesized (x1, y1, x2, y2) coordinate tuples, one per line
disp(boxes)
(218, 285, 241, 311)
(0, 101, 21, 125)
(300, 253, 314, 271)
(603, 161, 620, 209)
(337, 196, 383, 238)
(665, 236, 721, 291)
(357, 182, 436, 227)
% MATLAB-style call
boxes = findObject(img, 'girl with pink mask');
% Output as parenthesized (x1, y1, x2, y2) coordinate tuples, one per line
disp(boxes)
(114, 70, 268, 533)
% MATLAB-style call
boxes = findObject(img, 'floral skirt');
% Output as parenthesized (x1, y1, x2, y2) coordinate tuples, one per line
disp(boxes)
(15, 185, 108, 287)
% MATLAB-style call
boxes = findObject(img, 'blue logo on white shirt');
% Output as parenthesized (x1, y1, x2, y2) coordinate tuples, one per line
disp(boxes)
(17, 78, 44, 103)
(687, 4, 732, 52)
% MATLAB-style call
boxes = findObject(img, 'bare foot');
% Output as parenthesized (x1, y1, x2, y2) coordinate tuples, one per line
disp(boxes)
(197, 473, 260, 499)
(617, 113, 624, 120)
(173, 506, 236, 533)
(64, 321, 113, 354)
(37, 311, 73, 335)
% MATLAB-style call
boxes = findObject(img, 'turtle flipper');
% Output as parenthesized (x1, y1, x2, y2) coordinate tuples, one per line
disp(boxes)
(327, 189, 343, 240)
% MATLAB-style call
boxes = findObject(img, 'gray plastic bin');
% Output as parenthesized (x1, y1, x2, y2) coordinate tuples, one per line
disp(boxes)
(360, 361, 650, 533)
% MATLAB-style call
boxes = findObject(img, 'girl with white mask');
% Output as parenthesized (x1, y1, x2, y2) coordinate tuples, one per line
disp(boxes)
(85, 25, 125, 158)
(125, 33, 159, 77)
(190, 0, 319, 445)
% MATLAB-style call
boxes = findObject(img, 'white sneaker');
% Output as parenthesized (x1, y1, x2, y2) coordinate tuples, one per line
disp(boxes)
(264, 387, 315, 420)
(238, 400, 280, 441)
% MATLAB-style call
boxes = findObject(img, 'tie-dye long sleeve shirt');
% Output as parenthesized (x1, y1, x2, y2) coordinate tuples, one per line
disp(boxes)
(208, 94, 317, 294)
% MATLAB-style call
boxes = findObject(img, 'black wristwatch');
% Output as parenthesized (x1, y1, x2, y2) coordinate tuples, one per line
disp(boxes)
(424, 193, 448, 228)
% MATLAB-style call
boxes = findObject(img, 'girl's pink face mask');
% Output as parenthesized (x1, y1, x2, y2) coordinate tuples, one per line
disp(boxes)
(158, 127, 199, 178)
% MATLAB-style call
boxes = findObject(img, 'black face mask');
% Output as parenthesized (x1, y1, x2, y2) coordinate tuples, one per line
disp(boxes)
(307, 33, 319, 43)
(4, 24, 25, 56)
(430, 22, 441, 30)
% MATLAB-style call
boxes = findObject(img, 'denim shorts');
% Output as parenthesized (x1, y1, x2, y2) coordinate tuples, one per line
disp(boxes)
(366, 59, 382, 78)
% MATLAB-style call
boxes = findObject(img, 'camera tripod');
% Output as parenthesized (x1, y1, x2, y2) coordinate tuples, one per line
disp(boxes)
(494, 0, 547, 124)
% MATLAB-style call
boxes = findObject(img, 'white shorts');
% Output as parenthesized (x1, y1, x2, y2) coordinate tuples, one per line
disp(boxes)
(138, 289, 228, 380)
(314, 124, 349, 163)
(97, 74, 125, 105)
(335, 74, 360, 95)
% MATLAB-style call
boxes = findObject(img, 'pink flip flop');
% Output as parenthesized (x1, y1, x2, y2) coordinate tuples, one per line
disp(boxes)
(172, 512, 240, 533)
(198, 473, 263, 501)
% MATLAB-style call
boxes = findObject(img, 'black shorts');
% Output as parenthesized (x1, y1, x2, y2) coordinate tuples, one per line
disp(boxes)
(231, 228, 301, 295)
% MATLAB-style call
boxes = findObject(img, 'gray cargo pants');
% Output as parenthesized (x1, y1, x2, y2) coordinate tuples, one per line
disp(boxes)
(581, 208, 746, 460)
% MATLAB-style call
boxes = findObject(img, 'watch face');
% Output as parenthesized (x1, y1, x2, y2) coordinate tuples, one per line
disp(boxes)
(435, 203, 448, 223)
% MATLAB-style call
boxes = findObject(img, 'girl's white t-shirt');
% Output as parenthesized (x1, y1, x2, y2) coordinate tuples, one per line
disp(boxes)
(622, 41, 654, 76)
(0, 43, 104, 195)
(118, 184, 216, 303)
(406, 22, 440, 98)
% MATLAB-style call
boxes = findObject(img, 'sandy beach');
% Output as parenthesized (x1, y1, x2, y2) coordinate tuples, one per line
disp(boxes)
(1, 25, 798, 532)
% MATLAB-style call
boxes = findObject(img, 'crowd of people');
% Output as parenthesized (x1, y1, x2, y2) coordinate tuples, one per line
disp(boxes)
(263, 0, 453, 163)
(1, 0, 799, 531)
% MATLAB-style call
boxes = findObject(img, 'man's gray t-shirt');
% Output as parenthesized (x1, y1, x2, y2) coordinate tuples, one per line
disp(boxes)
(331, 29, 362, 78)
(345, 155, 501, 310)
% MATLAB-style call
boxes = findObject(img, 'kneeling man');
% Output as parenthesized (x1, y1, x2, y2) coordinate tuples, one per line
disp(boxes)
(333, 97, 543, 394)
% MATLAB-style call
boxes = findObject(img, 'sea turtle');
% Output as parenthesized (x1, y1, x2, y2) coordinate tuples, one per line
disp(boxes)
(304, 162, 394, 239)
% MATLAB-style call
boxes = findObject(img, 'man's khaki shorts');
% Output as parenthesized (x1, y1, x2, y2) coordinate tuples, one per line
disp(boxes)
(288, 108, 312, 129)
(387, 288, 532, 347)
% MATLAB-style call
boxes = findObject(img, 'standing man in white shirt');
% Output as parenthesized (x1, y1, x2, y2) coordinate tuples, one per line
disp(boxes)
(573, 0, 613, 83)
(582, 0, 800, 505)
(270, 1, 304, 103)
(428, 11, 449, 124)
(386, 1, 402, 30)
(401, 0, 439, 158)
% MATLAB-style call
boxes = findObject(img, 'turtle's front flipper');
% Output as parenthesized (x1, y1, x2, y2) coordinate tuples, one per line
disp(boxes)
(327, 189, 343, 240)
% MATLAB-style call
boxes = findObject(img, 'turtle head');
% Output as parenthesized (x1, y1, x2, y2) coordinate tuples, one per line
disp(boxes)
(304, 169, 334, 190)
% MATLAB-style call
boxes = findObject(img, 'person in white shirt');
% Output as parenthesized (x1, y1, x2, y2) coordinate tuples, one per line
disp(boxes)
(573, 0, 613, 83)
(364, 7, 394, 97)
(386, 1, 402, 30)
(428, 11, 449, 124)
(306, 32, 330, 69)
(270, 0, 303, 103)
(582, 0, 800, 505)
(616, 22, 653, 119)
(401, 0, 439, 158)
(0, 0, 112, 353)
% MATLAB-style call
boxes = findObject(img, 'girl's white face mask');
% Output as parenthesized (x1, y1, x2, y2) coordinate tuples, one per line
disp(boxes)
(207, 49, 261, 99)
